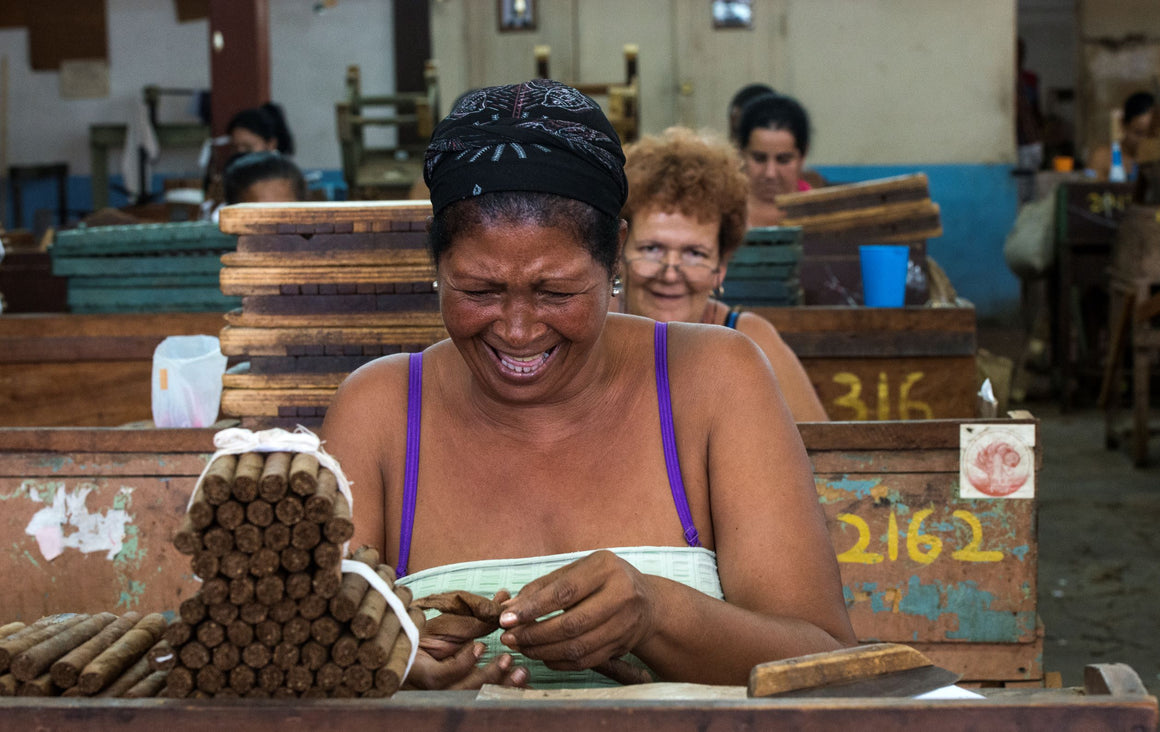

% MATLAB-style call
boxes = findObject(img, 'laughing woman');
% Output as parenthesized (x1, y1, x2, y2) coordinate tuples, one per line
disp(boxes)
(321, 81, 853, 691)
(617, 126, 828, 422)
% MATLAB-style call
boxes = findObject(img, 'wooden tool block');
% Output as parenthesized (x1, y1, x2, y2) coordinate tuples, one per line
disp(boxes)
(218, 201, 432, 236)
(776, 173, 932, 221)
(748, 644, 960, 698)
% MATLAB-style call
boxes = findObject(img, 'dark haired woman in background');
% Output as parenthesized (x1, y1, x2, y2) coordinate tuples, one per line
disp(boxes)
(227, 102, 295, 156)
(737, 93, 812, 227)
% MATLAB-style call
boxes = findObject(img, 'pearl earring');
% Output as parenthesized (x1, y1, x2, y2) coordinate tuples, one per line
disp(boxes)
(611, 276, 622, 297)
(432, 280, 440, 291)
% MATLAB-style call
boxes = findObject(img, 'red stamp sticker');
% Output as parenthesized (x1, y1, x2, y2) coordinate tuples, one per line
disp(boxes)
(959, 424, 1035, 499)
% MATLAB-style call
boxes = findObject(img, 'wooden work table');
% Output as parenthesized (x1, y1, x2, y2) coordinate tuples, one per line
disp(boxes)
(0, 665, 1154, 731)
(0, 312, 227, 427)
(0, 413, 1040, 685)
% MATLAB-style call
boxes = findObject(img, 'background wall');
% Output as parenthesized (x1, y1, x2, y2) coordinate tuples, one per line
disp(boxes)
(0, 0, 392, 219)
(5, 0, 1034, 317)
(433, 0, 1021, 317)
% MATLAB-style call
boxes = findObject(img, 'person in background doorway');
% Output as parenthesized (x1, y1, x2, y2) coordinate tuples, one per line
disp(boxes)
(737, 93, 813, 227)
(617, 126, 828, 422)
(1087, 92, 1156, 182)
(727, 83, 775, 146)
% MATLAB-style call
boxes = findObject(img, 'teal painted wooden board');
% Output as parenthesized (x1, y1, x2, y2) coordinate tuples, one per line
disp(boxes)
(724, 263, 799, 280)
(68, 286, 240, 313)
(67, 274, 222, 289)
(730, 244, 802, 265)
(53, 221, 235, 256)
(720, 279, 802, 302)
(53, 254, 225, 277)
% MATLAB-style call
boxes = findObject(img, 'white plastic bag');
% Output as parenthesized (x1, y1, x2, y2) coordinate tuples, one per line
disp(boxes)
(151, 335, 228, 428)
(1003, 195, 1055, 279)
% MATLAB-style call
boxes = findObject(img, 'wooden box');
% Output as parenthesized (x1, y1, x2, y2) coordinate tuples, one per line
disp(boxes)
(0, 312, 227, 427)
(802, 414, 1040, 683)
(751, 305, 978, 421)
(0, 413, 1037, 684)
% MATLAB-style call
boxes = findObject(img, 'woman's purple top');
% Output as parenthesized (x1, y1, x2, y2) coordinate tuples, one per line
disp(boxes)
(395, 321, 701, 578)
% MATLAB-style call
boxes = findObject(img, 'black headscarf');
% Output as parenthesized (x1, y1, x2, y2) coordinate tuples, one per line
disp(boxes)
(424, 79, 628, 218)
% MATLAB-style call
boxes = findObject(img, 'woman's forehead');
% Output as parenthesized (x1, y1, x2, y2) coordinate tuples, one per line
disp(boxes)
(443, 221, 596, 270)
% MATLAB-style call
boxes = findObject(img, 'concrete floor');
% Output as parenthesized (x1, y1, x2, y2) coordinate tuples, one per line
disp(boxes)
(1031, 399, 1160, 694)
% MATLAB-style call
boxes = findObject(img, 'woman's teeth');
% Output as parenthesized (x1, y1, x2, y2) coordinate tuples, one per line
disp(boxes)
(499, 349, 552, 374)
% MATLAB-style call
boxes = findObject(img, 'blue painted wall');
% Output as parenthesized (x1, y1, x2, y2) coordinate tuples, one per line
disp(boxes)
(812, 164, 1021, 320)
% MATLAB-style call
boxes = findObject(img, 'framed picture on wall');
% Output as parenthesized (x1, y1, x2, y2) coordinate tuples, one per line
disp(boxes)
(712, 0, 753, 29)
(498, 0, 536, 32)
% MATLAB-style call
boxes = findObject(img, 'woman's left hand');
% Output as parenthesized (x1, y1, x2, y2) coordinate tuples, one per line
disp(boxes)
(497, 550, 658, 671)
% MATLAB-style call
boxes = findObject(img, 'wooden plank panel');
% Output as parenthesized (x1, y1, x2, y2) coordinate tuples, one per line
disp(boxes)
(219, 201, 432, 235)
(222, 249, 433, 266)
(221, 388, 336, 416)
(777, 174, 931, 218)
(0, 692, 1155, 729)
(751, 305, 975, 338)
(221, 264, 436, 293)
(800, 356, 977, 421)
(0, 361, 156, 427)
(219, 324, 446, 354)
(0, 313, 227, 342)
(912, 639, 1043, 683)
(222, 372, 348, 389)
(222, 310, 446, 329)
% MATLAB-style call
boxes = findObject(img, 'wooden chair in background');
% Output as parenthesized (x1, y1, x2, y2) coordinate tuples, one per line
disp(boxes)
(534, 43, 640, 145)
(336, 62, 439, 201)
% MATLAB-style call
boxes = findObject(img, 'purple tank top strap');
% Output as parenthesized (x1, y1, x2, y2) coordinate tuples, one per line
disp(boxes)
(653, 321, 702, 547)
(397, 352, 424, 578)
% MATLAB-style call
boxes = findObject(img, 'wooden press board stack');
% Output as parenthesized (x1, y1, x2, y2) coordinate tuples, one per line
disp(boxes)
(51, 221, 240, 313)
(776, 174, 942, 306)
(217, 202, 445, 429)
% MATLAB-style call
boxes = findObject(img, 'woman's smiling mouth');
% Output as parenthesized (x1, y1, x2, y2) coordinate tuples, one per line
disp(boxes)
(490, 345, 557, 376)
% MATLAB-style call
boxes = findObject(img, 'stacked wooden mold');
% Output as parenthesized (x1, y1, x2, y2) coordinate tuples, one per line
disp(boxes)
(167, 449, 422, 698)
(776, 173, 941, 306)
(51, 221, 240, 313)
(0, 611, 172, 698)
(217, 202, 446, 429)
(721, 226, 803, 307)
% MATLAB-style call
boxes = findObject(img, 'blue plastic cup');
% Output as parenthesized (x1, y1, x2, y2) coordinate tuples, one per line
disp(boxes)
(859, 245, 909, 307)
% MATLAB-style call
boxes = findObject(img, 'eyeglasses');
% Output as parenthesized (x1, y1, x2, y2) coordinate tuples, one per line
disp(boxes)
(623, 251, 719, 285)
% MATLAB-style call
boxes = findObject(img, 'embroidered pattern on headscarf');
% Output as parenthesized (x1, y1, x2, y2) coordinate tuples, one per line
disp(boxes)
(423, 79, 627, 218)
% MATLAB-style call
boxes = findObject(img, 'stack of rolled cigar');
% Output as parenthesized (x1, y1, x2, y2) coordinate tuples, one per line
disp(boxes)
(167, 450, 423, 698)
(0, 611, 171, 697)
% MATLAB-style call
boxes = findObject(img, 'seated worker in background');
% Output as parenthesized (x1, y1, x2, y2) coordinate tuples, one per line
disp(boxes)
(223, 151, 306, 205)
(321, 80, 854, 690)
(738, 93, 813, 227)
(227, 102, 296, 156)
(616, 126, 828, 422)
(1087, 92, 1156, 181)
(727, 83, 775, 146)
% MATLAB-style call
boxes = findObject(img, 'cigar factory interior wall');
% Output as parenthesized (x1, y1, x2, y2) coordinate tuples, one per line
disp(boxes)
(0, 0, 392, 222)
(7, 0, 1030, 317)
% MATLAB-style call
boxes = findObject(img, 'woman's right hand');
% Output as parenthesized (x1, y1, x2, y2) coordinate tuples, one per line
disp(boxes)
(403, 643, 529, 690)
